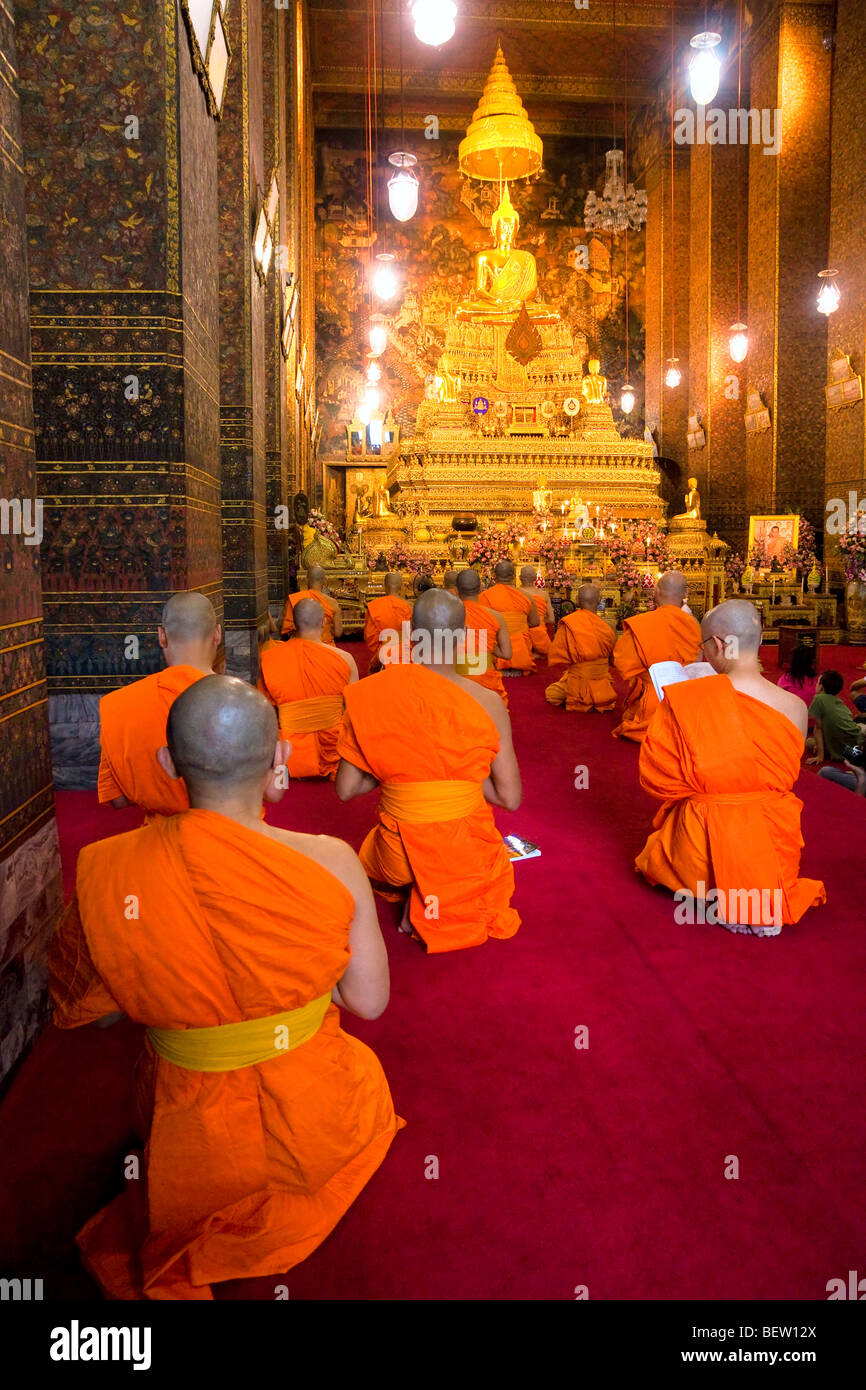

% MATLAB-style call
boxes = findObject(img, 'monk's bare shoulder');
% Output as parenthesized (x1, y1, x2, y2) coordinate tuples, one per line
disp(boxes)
(731, 674, 808, 737)
(262, 824, 367, 895)
(450, 672, 509, 731)
(333, 646, 358, 679)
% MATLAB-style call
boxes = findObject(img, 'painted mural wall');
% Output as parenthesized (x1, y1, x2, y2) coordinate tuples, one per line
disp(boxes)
(315, 129, 646, 462)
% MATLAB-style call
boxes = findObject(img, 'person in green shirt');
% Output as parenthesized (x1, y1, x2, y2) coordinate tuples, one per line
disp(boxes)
(807, 669, 866, 763)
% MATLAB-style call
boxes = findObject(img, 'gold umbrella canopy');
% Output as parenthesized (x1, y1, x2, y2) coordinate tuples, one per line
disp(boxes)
(458, 44, 543, 183)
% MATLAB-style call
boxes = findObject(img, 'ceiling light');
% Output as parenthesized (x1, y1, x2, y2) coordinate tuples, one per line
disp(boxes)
(412, 1, 457, 47)
(688, 32, 722, 106)
(729, 323, 749, 362)
(387, 151, 419, 222)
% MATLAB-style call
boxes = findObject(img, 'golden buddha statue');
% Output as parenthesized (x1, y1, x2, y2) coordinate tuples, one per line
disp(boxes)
(435, 354, 462, 404)
(581, 359, 608, 406)
(532, 474, 552, 511)
(458, 185, 553, 321)
(370, 478, 396, 518)
(673, 477, 701, 521)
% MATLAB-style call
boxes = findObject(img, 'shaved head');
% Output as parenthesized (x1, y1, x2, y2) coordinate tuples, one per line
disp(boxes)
(494, 559, 516, 584)
(702, 599, 762, 661)
(443, 570, 459, 591)
(577, 583, 601, 611)
(383, 572, 403, 595)
(307, 565, 326, 588)
(415, 575, 435, 594)
(293, 597, 325, 634)
(656, 570, 689, 606)
(412, 587, 465, 639)
(167, 675, 277, 796)
(456, 568, 481, 598)
(519, 565, 537, 585)
(160, 592, 217, 644)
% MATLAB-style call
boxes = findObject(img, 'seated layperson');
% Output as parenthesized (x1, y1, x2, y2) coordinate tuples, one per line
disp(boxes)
(258, 598, 357, 779)
(50, 676, 402, 1300)
(545, 583, 616, 713)
(807, 669, 866, 765)
(635, 600, 825, 936)
(335, 589, 522, 952)
(97, 591, 220, 817)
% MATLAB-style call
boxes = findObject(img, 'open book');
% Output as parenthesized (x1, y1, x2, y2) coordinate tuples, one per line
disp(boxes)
(649, 660, 716, 702)
(504, 834, 541, 862)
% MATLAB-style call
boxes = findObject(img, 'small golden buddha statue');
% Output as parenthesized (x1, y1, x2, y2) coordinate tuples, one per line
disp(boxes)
(581, 359, 608, 405)
(370, 479, 396, 518)
(435, 354, 462, 404)
(674, 477, 701, 521)
(532, 474, 552, 511)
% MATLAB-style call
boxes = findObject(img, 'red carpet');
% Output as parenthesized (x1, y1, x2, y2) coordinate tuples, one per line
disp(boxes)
(2, 645, 865, 1300)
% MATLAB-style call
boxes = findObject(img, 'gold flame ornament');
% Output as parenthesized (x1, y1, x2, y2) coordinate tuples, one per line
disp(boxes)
(458, 44, 543, 183)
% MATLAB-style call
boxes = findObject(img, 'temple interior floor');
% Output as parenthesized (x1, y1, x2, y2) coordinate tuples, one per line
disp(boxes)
(1, 645, 864, 1300)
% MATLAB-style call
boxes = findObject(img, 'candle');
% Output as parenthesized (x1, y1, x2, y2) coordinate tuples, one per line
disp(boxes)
(519, 537, 524, 549)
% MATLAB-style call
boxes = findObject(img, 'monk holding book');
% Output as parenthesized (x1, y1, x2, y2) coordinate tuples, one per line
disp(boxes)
(612, 571, 701, 742)
(636, 600, 826, 934)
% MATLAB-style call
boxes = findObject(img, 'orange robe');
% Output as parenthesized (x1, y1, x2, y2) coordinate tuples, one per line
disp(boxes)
(48, 810, 403, 1300)
(97, 665, 207, 816)
(636, 675, 826, 928)
(612, 605, 702, 742)
(258, 638, 352, 779)
(524, 591, 552, 659)
(281, 590, 337, 644)
(546, 611, 616, 712)
(479, 584, 535, 673)
(364, 595, 412, 666)
(459, 598, 509, 708)
(337, 663, 520, 952)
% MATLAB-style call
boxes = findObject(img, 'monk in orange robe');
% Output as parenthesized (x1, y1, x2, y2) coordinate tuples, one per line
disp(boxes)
(258, 598, 357, 779)
(546, 583, 616, 712)
(281, 564, 342, 644)
(97, 591, 220, 816)
(49, 676, 402, 1300)
(335, 589, 522, 952)
(479, 559, 540, 674)
(456, 567, 512, 707)
(442, 570, 460, 595)
(364, 572, 412, 673)
(519, 565, 553, 660)
(612, 571, 702, 742)
(636, 601, 825, 934)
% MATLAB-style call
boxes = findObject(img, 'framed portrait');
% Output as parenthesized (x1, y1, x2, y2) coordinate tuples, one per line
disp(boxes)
(747, 514, 799, 566)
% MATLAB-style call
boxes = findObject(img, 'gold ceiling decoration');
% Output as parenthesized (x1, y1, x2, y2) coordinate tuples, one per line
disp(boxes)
(458, 44, 543, 183)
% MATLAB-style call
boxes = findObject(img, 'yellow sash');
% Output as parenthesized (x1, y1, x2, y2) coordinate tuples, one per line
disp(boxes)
(278, 692, 344, 733)
(456, 653, 493, 677)
(379, 779, 485, 824)
(500, 609, 529, 635)
(575, 657, 613, 681)
(146, 993, 331, 1072)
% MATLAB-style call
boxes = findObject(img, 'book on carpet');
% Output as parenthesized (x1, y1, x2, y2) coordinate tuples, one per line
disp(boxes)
(649, 660, 716, 701)
(504, 834, 541, 861)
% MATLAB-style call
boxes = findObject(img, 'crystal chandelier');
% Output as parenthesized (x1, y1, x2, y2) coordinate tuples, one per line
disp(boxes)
(583, 149, 647, 233)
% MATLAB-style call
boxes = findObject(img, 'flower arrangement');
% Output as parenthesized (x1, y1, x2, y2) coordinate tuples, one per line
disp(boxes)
(534, 533, 574, 589)
(307, 509, 343, 552)
(839, 517, 866, 583)
(724, 552, 747, 588)
(467, 526, 503, 569)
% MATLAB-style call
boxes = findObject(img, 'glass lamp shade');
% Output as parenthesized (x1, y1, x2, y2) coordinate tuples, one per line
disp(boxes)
(665, 360, 682, 388)
(816, 270, 840, 316)
(620, 384, 636, 414)
(387, 153, 420, 222)
(365, 360, 382, 383)
(412, 1, 456, 47)
(357, 399, 373, 426)
(363, 386, 381, 413)
(729, 324, 749, 362)
(368, 317, 387, 357)
(373, 255, 398, 301)
(688, 32, 722, 106)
